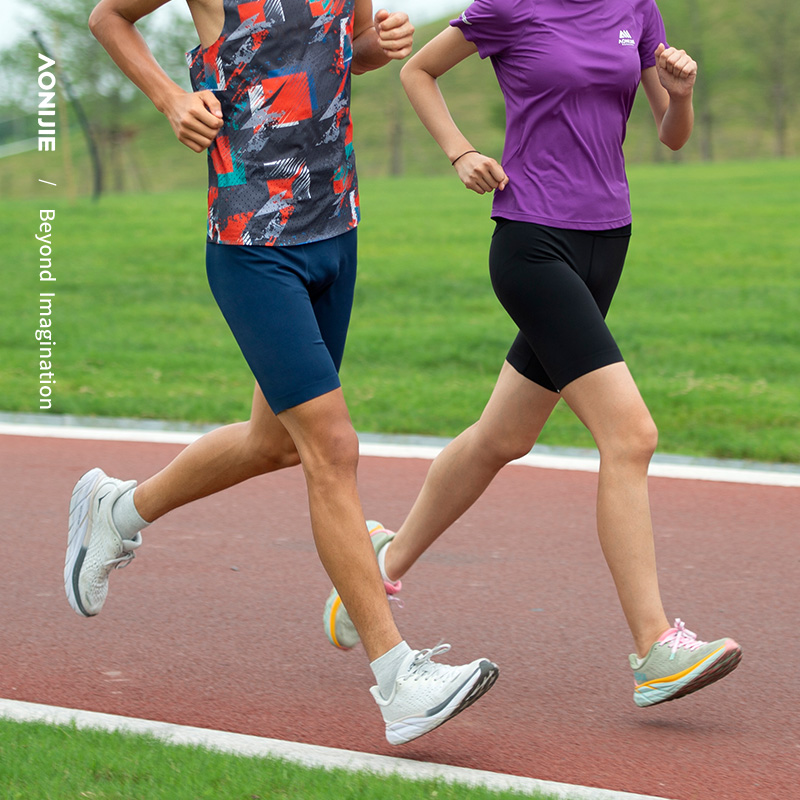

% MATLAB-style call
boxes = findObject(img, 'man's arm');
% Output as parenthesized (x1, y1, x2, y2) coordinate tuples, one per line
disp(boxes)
(89, 0, 222, 151)
(351, 1, 414, 75)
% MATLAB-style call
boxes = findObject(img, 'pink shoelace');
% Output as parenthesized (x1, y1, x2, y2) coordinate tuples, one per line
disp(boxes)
(661, 619, 706, 659)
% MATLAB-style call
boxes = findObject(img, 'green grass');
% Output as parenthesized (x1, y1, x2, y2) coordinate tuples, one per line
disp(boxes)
(2, 159, 799, 462)
(0, 719, 557, 800)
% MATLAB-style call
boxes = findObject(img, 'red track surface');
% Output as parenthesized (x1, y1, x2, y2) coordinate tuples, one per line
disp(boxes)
(2, 432, 798, 799)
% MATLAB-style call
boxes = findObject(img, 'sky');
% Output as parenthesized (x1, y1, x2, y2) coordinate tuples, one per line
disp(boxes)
(0, 0, 462, 48)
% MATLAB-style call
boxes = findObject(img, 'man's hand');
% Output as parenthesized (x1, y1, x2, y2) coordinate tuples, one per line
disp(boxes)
(373, 9, 414, 61)
(654, 44, 697, 98)
(454, 151, 509, 195)
(163, 90, 224, 152)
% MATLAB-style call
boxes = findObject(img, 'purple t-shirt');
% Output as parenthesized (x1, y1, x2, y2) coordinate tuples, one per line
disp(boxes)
(451, 0, 666, 230)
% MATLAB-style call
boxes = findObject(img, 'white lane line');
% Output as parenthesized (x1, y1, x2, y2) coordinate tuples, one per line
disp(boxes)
(2, 421, 799, 487)
(0, 699, 676, 800)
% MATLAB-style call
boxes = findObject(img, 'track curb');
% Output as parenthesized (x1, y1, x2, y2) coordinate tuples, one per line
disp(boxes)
(0, 699, 676, 800)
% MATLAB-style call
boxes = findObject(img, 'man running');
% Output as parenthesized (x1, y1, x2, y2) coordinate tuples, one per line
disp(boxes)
(66, 0, 498, 746)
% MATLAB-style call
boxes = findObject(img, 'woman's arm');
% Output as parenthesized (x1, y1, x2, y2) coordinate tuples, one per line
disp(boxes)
(400, 26, 507, 194)
(641, 43, 697, 151)
(89, 0, 223, 152)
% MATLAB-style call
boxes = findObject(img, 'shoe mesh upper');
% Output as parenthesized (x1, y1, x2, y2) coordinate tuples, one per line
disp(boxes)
(631, 620, 731, 683)
(74, 475, 139, 614)
(374, 645, 483, 722)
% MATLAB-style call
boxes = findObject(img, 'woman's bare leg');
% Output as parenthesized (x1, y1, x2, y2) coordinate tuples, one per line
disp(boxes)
(561, 362, 669, 657)
(385, 361, 559, 579)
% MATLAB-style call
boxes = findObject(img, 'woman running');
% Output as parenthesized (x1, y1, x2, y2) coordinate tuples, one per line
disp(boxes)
(324, 0, 741, 708)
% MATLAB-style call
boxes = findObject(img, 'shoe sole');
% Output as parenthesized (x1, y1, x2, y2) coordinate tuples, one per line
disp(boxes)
(64, 467, 105, 617)
(385, 659, 500, 745)
(634, 640, 742, 707)
(323, 521, 395, 650)
(323, 588, 358, 650)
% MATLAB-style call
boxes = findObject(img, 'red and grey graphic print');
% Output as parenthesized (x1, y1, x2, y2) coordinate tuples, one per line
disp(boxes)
(187, 0, 360, 246)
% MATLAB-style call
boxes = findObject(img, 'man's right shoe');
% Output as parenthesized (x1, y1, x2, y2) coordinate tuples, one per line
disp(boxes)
(65, 467, 142, 617)
(323, 520, 402, 649)
(371, 644, 499, 745)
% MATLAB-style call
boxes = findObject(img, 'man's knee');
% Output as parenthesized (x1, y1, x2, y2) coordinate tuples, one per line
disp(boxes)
(301, 423, 360, 479)
(244, 424, 301, 473)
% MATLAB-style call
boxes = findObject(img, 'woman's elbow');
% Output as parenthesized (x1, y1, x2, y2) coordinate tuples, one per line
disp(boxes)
(399, 59, 413, 87)
(659, 132, 690, 151)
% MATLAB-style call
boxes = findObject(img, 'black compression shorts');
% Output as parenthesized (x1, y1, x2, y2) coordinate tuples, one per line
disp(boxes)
(489, 219, 631, 392)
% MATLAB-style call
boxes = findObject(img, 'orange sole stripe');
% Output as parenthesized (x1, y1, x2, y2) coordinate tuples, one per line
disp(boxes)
(636, 643, 727, 689)
(328, 594, 343, 649)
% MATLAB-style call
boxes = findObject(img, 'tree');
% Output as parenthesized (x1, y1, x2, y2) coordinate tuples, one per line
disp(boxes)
(0, 0, 196, 194)
(740, 0, 800, 156)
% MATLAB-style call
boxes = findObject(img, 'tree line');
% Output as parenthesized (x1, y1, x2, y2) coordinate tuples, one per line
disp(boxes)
(1, 0, 797, 195)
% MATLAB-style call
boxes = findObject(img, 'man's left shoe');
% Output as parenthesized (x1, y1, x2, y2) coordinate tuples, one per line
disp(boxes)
(64, 467, 142, 617)
(630, 619, 742, 707)
(323, 520, 401, 649)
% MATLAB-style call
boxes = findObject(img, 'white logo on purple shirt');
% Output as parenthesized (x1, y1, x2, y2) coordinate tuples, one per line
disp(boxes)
(619, 29, 636, 46)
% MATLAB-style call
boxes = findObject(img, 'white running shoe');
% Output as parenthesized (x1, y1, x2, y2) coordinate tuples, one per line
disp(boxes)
(371, 644, 499, 745)
(64, 467, 142, 616)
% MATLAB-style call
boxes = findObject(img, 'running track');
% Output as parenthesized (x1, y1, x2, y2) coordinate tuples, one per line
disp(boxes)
(2, 426, 798, 800)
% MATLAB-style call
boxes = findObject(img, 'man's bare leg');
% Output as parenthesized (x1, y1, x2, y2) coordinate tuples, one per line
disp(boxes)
(108, 379, 398, 659)
(134, 384, 300, 522)
(278, 387, 402, 661)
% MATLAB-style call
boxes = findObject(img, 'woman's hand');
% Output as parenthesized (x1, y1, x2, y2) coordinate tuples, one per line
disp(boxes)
(454, 151, 509, 195)
(654, 44, 697, 98)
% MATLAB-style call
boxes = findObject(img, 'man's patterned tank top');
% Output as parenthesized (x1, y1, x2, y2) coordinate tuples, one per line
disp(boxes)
(187, 0, 360, 246)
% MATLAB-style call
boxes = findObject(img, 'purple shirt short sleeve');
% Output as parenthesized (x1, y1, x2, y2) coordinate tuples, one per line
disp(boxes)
(639, 0, 667, 69)
(450, 0, 529, 59)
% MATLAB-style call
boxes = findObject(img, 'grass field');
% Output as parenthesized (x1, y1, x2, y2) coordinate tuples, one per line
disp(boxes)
(0, 718, 558, 800)
(4, 159, 798, 462)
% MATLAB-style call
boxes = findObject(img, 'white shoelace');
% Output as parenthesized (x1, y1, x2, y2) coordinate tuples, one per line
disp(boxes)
(662, 619, 705, 659)
(104, 532, 142, 570)
(409, 644, 452, 681)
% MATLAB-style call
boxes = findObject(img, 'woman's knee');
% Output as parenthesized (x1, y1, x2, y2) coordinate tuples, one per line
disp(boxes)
(605, 413, 658, 466)
(471, 421, 535, 467)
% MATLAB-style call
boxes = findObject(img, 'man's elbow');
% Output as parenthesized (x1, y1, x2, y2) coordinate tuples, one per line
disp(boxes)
(88, 2, 126, 40)
(88, 3, 105, 36)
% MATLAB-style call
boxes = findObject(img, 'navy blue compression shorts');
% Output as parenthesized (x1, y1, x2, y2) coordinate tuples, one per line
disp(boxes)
(206, 229, 357, 415)
(489, 219, 631, 392)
